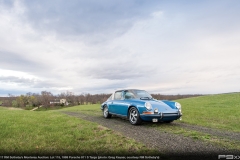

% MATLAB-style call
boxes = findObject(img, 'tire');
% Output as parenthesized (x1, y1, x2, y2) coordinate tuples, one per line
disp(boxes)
(103, 105, 112, 118)
(128, 107, 142, 125)
(165, 120, 174, 123)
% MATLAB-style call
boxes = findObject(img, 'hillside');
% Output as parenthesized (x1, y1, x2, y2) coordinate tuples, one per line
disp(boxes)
(176, 93, 240, 132)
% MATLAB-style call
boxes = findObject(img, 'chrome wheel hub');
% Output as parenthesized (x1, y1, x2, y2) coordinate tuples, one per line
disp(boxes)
(130, 110, 137, 123)
(103, 107, 108, 117)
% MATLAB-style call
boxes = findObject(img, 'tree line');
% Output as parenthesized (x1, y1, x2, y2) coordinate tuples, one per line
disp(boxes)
(0, 91, 202, 109)
(0, 91, 111, 109)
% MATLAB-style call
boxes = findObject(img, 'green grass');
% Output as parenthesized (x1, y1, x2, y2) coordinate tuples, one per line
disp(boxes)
(60, 94, 240, 151)
(0, 106, 7, 110)
(61, 104, 101, 112)
(35, 105, 73, 111)
(0, 108, 157, 155)
(60, 104, 102, 116)
(149, 93, 240, 151)
(177, 93, 240, 132)
(61, 93, 240, 132)
(35, 104, 101, 115)
(2, 93, 239, 155)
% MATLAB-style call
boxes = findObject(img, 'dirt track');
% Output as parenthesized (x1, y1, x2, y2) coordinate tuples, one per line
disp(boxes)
(62, 111, 239, 159)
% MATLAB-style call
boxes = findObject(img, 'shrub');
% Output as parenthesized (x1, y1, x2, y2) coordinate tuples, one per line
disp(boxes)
(25, 105, 34, 110)
(12, 100, 19, 108)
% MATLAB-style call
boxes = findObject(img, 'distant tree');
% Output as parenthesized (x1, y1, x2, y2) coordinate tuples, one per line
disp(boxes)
(66, 91, 76, 105)
(16, 95, 28, 108)
(40, 91, 53, 109)
(5, 93, 16, 107)
(85, 93, 91, 105)
(58, 92, 66, 99)
(32, 93, 42, 107)
(12, 100, 18, 108)
(78, 94, 85, 105)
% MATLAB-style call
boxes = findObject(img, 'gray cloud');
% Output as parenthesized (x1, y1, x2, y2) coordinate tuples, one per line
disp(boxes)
(0, 76, 36, 85)
(0, 50, 46, 73)
(31, 80, 76, 89)
(82, 62, 155, 80)
(0, 75, 67, 89)
(18, 0, 161, 43)
(73, 82, 130, 94)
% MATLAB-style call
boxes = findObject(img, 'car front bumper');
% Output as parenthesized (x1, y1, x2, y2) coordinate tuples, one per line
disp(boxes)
(140, 111, 182, 122)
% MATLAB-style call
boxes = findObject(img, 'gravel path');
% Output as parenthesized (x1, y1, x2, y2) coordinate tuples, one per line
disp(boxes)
(62, 111, 239, 159)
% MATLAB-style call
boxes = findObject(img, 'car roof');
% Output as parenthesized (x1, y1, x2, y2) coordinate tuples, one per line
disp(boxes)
(115, 89, 143, 92)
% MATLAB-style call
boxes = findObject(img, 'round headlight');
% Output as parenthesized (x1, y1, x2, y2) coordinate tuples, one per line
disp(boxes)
(175, 102, 181, 109)
(145, 102, 152, 110)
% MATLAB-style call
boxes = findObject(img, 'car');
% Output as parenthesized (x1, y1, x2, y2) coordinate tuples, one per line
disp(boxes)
(100, 89, 182, 125)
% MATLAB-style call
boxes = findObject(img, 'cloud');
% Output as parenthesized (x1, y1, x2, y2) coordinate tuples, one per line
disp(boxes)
(12, 0, 161, 44)
(0, 76, 36, 84)
(0, 75, 63, 89)
(0, 51, 45, 72)
(0, 0, 240, 96)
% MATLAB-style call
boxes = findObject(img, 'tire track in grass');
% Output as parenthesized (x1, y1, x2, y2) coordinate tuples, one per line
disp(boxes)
(173, 122, 240, 141)
(61, 111, 238, 159)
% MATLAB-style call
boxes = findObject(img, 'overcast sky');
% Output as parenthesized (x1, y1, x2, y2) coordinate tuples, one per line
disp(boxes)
(0, 0, 240, 96)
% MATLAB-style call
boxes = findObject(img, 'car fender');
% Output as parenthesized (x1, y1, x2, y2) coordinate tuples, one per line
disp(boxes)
(127, 104, 139, 118)
(161, 100, 178, 109)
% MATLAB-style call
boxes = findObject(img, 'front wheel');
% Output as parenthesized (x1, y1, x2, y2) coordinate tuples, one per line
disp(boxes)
(103, 105, 112, 118)
(128, 107, 142, 125)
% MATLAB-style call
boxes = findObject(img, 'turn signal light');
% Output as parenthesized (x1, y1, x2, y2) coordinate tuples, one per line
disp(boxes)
(143, 111, 153, 114)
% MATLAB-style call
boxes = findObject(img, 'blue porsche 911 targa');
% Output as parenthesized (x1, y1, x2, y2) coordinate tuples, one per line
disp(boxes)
(101, 89, 182, 125)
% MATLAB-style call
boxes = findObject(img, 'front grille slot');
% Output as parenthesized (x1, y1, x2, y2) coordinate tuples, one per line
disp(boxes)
(162, 113, 178, 117)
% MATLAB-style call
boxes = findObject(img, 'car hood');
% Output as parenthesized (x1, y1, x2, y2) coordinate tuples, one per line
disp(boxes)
(147, 99, 177, 112)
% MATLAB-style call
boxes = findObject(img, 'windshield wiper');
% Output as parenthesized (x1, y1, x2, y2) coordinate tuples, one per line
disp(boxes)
(140, 97, 152, 100)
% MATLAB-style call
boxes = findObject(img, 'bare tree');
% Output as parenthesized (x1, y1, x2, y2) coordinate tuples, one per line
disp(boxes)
(41, 91, 53, 109)
(77, 94, 85, 105)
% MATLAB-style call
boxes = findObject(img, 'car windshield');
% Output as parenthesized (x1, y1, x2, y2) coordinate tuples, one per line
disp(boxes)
(128, 90, 152, 99)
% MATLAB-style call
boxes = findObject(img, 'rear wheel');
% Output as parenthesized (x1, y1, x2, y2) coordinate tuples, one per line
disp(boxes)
(128, 107, 142, 125)
(103, 105, 112, 118)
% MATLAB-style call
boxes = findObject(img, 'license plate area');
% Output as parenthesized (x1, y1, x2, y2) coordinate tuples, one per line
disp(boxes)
(152, 118, 158, 122)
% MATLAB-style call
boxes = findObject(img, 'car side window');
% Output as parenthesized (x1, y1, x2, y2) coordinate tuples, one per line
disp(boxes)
(124, 91, 134, 99)
(114, 91, 122, 100)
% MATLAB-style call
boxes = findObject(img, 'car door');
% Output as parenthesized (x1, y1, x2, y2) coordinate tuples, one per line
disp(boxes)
(111, 91, 129, 116)
(106, 94, 114, 113)
(109, 91, 122, 114)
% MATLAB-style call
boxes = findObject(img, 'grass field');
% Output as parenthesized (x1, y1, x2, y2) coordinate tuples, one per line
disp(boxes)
(59, 93, 240, 151)
(155, 93, 240, 151)
(60, 93, 240, 132)
(1, 92, 239, 155)
(0, 106, 157, 155)
(0, 107, 7, 110)
(60, 104, 102, 116)
(177, 93, 240, 132)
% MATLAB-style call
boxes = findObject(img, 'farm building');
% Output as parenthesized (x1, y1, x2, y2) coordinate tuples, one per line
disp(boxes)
(50, 99, 69, 105)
